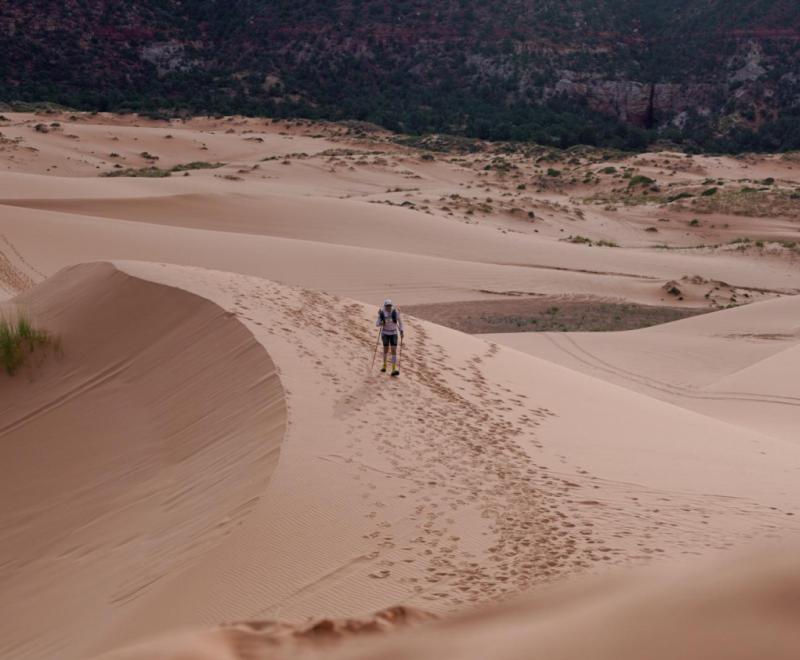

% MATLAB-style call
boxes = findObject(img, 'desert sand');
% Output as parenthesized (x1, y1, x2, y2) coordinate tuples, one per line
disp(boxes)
(1, 112, 799, 659)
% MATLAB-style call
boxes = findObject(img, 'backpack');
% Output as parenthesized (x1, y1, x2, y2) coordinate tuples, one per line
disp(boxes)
(379, 308, 398, 324)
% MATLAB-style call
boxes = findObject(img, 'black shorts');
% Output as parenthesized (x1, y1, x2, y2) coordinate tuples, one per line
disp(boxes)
(381, 333, 399, 347)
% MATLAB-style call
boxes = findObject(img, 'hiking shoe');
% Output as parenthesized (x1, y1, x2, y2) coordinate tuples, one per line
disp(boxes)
(380, 364, 387, 373)
(391, 369, 400, 377)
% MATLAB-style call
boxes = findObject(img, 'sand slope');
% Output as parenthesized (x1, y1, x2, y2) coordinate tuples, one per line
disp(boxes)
(2, 262, 797, 658)
(320, 547, 800, 660)
(93, 547, 800, 660)
(2, 114, 800, 307)
(485, 294, 800, 441)
(2, 112, 800, 659)
(0, 263, 285, 659)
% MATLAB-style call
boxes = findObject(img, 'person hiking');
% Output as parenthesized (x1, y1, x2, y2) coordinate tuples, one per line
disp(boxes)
(376, 298, 404, 376)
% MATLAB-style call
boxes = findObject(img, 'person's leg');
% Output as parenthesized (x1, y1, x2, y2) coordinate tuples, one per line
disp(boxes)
(381, 334, 389, 371)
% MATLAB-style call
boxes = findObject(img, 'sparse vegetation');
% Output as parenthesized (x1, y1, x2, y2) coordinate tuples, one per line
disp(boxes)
(565, 235, 593, 245)
(404, 298, 707, 333)
(101, 161, 226, 177)
(101, 167, 171, 178)
(677, 188, 800, 219)
(628, 174, 655, 187)
(0, 314, 59, 375)
(171, 161, 224, 172)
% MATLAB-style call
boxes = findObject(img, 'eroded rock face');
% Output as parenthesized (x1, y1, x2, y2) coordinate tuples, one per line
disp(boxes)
(552, 76, 717, 128)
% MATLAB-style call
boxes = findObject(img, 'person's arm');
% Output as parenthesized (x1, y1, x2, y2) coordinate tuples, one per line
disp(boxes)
(376, 312, 383, 328)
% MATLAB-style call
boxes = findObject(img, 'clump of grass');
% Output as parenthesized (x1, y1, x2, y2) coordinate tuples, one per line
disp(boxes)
(666, 192, 694, 202)
(628, 174, 655, 187)
(101, 161, 226, 178)
(0, 315, 59, 375)
(101, 167, 171, 178)
(565, 235, 593, 245)
(171, 161, 224, 172)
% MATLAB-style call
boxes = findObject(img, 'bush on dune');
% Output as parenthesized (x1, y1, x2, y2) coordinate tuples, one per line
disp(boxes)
(100, 162, 225, 177)
(0, 315, 59, 375)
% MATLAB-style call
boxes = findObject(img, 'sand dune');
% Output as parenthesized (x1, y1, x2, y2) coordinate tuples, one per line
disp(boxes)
(3, 261, 798, 658)
(486, 294, 800, 441)
(3, 112, 800, 308)
(0, 263, 285, 659)
(2, 113, 800, 659)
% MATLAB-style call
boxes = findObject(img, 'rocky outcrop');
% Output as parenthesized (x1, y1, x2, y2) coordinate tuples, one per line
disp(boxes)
(550, 76, 718, 128)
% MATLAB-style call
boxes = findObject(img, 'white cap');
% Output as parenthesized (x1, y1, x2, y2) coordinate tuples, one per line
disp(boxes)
(383, 299, 393, 307)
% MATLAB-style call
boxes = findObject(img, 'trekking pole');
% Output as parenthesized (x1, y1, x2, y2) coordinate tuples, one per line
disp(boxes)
(397, 335, 404, 372)
(370, 329, 382, 372)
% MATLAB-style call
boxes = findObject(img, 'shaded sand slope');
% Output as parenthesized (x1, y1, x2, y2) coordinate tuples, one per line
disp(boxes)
(94, 547, 800, 660)
(0, 263, 286, 659)
(485, 294, 800, 441)
(3, 262, 799, 659)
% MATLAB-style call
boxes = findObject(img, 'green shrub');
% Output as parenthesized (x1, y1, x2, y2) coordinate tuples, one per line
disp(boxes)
(628, 174, 655, 187)
(170, 161, 224, 172)
(101, 167, 171, 178)
(0, 315, 59, 375)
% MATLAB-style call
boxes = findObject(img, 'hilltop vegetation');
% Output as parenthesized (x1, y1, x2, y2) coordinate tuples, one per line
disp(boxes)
(1, 1, 800, 151)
